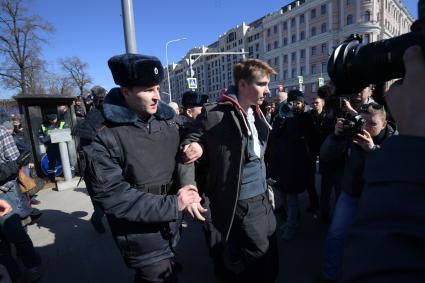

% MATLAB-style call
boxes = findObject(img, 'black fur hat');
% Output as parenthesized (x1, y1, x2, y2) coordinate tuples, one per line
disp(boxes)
(108, 54, 164, 87)
(181, 91, 208, 109)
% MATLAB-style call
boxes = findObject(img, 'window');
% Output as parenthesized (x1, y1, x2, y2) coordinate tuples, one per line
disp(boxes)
(300, 66, 305, 76)
(291, 52, 296, 62)
(274, 57, 279, 65)
(321, 23, 327, 33)
(321, 62, 327, 73)
(321, 43, 327, 54)
(283, 54, 288, 63)
(311, 8, 316, 19)
(311, 64, 317, 74)
(291, 18, 296, 28)
(364, 10, 371, 22)
(283, 37, 288, 45)
(312, 83, 317, 92)
(321, 4, 327, 15)
(300, 31, 305, 40)
(283, 70, 287, 79)
(300, 49, 305, 59)
(311, 27, 317, 36)
(255, 43, 259, 51)
(347, 14, 353, 25)
(364, 33, 370, 43)
(291, 34, 296, 43)
(311, 46, 316, 55)
(274, 25, 278, 34)
(300, 14, 305, 24)
(291, 68, 296, 78)
(283, 22, 287, 30)
(267, 43, 271, 51)
(347, 0, 352, 5)
(274, 41, 278, 49)
(267, 28, 271, 36)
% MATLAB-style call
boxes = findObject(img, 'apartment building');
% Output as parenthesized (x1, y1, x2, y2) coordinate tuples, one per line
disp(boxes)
(162, 0, 414, 105)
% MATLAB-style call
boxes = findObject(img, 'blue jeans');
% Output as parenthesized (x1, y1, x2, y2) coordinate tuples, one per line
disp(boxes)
(0, 182, 31, 219)
(322, 191, 359, 280)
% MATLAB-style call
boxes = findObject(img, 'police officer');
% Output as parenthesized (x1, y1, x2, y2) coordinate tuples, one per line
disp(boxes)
(176, 91, 208, 137)
(84, 54, 203, 283)
(38, 113, 67, 183)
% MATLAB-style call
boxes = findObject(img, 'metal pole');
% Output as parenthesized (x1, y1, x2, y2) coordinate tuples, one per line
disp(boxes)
(121, 0, 137, 53)
(58, 142, 72, 181)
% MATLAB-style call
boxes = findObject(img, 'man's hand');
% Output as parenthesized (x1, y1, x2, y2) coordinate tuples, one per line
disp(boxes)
(334, 118, 345, 136)
(0, 199, 12, 217)
(385, 45, 425, 137)
(353, 130, 375, 152)
(182, 142, 203, 164)
(342, 99, 358, 115)
(176, 185, 201, 211)
(185, 202, 208, 221)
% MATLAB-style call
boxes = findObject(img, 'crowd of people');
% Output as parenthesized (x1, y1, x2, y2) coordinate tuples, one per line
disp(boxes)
(0, 44, 423, 283)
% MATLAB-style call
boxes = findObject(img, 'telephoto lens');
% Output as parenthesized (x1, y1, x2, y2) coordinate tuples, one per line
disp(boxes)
(327, 31, 425, 95)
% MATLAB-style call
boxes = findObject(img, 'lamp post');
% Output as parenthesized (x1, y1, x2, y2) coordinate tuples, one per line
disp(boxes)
(166, 37, 187, 103)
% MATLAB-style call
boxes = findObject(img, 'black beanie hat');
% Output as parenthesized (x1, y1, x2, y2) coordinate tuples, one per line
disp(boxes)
(287, 89, 305, 103)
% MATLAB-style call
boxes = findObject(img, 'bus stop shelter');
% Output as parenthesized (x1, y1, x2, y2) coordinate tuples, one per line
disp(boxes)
(13, 94, 79, 178)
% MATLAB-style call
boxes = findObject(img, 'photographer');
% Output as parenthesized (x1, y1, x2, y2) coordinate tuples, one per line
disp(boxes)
(341, 46, 425, 283)
(319, 102, 397, 282)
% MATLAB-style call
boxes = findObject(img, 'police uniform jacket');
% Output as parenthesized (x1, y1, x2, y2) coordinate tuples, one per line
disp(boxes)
(84, 88, 192, 268)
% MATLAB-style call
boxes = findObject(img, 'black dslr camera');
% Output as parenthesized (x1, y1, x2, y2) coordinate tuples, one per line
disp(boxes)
(327, 0, 424, 96)
(341, 115, 366, 138)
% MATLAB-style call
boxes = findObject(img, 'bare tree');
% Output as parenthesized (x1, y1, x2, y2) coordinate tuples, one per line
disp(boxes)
(0, 0, 53, 94)
(60, 56, 92, 97)
(46, 73, 75, 96)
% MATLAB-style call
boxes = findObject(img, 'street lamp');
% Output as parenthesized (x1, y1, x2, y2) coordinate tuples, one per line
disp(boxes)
(166, 37, 187, 103)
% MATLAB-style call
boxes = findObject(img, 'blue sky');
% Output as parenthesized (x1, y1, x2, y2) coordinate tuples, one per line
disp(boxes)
(1, 0, 418, 98)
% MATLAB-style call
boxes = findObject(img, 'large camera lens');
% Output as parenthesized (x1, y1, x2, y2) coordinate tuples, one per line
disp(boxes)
(327, 32, 425, 95)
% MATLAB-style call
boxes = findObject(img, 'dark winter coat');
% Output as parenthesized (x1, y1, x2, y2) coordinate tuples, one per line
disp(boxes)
(0, 161, 18, 185)
(342, 136, 425, 283)
(84, 88, 192, 268)
(181, 92, 271, 241)
(267, 112, 313, 194)
(320, 123, 397, 197)
(72, 108, 105, 148)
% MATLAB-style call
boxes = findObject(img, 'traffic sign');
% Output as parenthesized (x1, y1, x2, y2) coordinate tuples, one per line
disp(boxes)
(187, 78, 198, 89)
(298, 76, 304, 84)
(318, 77, 325, 87)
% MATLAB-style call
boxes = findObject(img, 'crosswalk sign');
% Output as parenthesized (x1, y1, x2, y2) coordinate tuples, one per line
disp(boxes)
(187, 78, 198, 89)
(298, 76, 304, 84)
(318, 77, 325, 87)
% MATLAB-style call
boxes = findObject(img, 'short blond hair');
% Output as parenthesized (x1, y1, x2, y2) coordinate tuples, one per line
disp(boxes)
(233, 59, 277, 85)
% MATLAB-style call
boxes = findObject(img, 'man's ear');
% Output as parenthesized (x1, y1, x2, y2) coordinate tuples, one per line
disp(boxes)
(238, 79, 247, 90)
(120, 86, 129, 97)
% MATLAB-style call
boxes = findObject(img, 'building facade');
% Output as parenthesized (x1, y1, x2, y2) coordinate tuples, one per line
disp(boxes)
(161, 0, 414, 105)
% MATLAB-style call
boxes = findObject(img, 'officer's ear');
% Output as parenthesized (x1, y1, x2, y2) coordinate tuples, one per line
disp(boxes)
(120, 86, 130, 98)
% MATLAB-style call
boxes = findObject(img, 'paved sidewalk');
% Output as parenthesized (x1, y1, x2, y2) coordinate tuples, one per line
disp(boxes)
(27, 183, 328, 283)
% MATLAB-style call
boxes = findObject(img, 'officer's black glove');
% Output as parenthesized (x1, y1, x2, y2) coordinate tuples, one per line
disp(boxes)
(16, 151, 31, 168)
